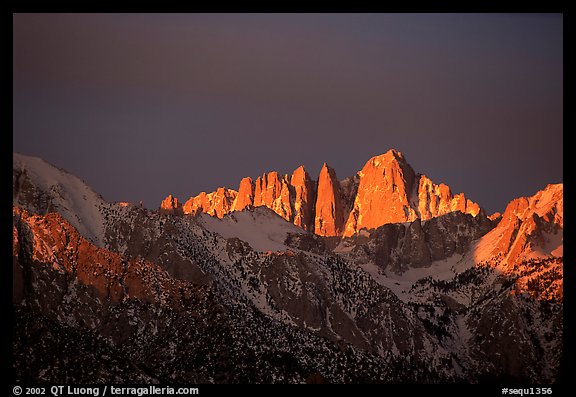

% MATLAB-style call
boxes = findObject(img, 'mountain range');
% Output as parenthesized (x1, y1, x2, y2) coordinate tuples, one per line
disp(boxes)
(160, 149, 481, 237)
(12, 150, 563, 383)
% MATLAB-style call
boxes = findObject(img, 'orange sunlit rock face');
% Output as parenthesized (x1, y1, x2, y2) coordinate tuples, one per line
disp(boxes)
(231, 177, 254, 212)
(343, 150, 417, 236)
(183, 188, 237, 218)
(468, 183, 563, 302)
(476, 183, 563, 269)
(417, 177, 481, 221)
(12, 206, 194, 307)
(14, 207, 133, 303)
(315, 163, 345, 236)
(252, 172, 293, 220)
(341, 150, 481, 236)
(488, 212, 502, 221)
(160, 194, 183, 215)
(166, 149, 485, 236)
(290, 166, 315, 232)
(179, 167, 316, 230)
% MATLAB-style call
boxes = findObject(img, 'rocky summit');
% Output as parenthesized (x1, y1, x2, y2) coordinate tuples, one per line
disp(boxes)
(13, 151, 563, 384)
(161, 149, 483, 237)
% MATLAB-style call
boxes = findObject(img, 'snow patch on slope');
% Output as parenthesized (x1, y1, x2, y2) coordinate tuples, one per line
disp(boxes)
(359, 253, 475, 303)
(537, 230, 563, 258)
(198, 207, 305, 252)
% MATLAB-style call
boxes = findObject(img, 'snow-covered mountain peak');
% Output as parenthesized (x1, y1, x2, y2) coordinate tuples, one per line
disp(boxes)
(13, 153, 107, 246)
(472, 183, 563, 268)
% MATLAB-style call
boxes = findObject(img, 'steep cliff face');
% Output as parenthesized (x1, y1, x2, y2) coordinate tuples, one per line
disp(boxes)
(159, 194, 183, 215)
(472, 183, 563, 268)
(253, 171, 293, 221)
(417, 175, 480, 220)
(178, 167, 317, 232)
(290, 166, 315, 232)
(340, 210, 495, 274)
(164, 149, 483, 236)
(342, 151, 482, 236)
(314, 163, 346, 236)
(343, 150, 418, 236)
(182, 188, 237, 218)
(231, 177, 255, 212)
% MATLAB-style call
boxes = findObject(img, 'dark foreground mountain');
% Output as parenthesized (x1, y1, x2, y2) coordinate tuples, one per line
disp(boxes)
(12, 152, 563, 383)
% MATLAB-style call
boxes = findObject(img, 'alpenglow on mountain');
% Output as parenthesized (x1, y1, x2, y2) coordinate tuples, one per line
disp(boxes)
(13, 150, 563, 383)
(160, 149, 481, 237)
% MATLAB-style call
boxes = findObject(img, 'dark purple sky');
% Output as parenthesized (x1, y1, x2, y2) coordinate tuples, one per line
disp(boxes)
(13, 13, 563, 214)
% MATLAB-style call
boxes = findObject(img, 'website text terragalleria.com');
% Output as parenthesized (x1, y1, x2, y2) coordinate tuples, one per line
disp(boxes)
(14, 386, 199, 397)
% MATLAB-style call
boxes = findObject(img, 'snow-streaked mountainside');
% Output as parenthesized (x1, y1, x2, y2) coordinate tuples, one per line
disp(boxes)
(13, 153, 107, 246)
(198, 207, 304, 252)
(12, 152, 563, 384)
